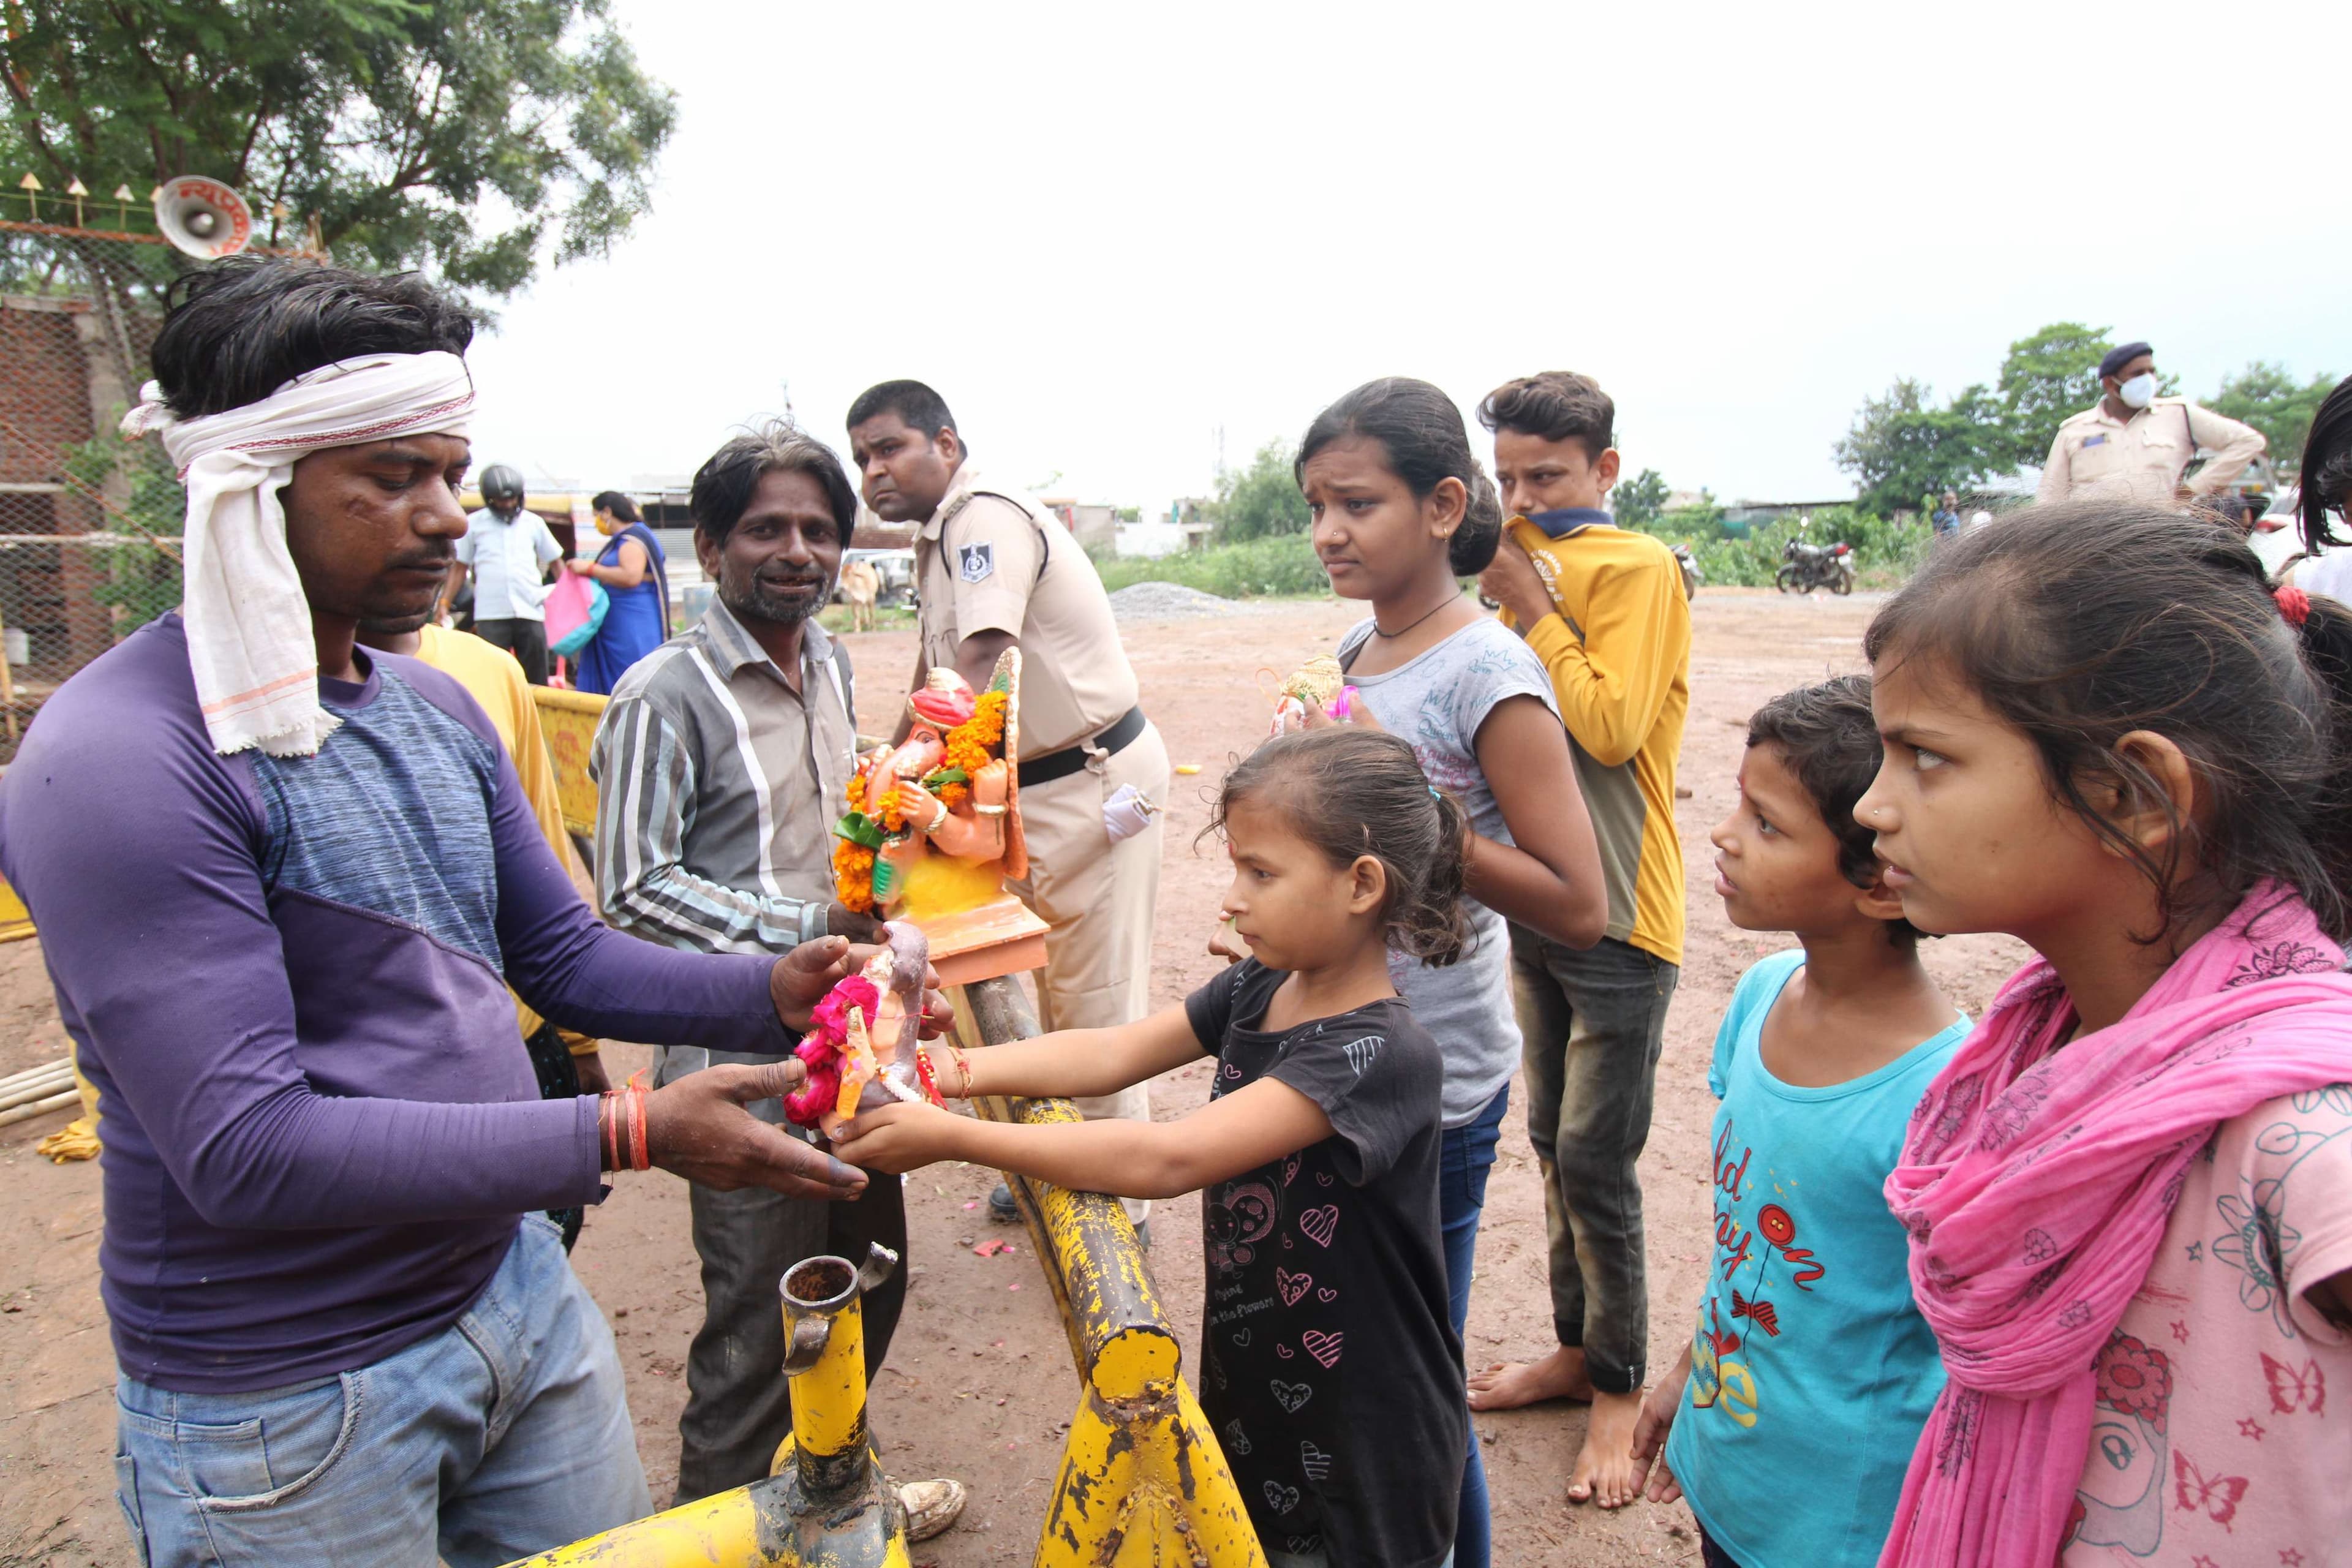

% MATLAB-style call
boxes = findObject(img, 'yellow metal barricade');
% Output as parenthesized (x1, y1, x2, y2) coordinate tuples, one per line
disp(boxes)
(532, 685, 609, 840)
(954, 976, 1265, 1568)
(0, 870, 34, 943)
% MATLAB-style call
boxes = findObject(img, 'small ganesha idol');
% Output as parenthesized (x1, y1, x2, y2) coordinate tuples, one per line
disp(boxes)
(831, 648, 1027, 921)
(1268, 652, 1357, 735)
(785, 919, 942, 1136)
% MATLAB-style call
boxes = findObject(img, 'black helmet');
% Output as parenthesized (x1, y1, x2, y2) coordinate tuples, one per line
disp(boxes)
(478, 464, 527, 505)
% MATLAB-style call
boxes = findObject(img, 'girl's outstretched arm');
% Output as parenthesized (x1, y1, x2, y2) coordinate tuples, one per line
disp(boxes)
(1467, 694, 1607, 947)
(834, 1078, 1333, 1202)
(944, 1003, 1208, 1102)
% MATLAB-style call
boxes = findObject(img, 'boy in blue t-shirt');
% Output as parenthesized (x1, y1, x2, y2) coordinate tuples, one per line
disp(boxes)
(1630, 675, 1968, 1568)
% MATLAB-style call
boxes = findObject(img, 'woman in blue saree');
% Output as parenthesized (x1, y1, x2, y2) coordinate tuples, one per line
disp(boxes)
(565, 491, 671, 694)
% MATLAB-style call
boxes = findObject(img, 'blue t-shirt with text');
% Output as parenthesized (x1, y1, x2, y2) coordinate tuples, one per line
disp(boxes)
(1665, 949, 1967, 1568)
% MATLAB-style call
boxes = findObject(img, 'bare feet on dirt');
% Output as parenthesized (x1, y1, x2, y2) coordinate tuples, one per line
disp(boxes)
(1467, 1344, 1593, 1411)
(1569, 1389, 1646, 1509)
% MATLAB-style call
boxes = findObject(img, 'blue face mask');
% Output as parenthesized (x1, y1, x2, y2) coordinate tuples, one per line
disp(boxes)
(2118, 372, 2157, 410)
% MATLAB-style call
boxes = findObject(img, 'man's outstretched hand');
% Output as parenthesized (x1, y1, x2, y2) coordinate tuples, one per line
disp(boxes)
(642, 1059, 867, 1200)
(769, 935, 951, 1037)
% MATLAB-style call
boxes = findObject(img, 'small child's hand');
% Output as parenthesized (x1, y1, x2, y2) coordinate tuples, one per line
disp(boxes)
(1631, 1368, 1687, 1505)
(1297, 687, 1383, 733)
(832, 1101, 963, 1174)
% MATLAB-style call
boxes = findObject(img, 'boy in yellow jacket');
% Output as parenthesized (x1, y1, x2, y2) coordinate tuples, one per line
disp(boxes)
(1464, 372, 1692, 1512)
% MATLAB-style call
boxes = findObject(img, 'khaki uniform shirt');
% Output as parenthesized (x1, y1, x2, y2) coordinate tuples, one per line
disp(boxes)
(2035, 396, 2267, 507)
(914, 464, 1137, 756)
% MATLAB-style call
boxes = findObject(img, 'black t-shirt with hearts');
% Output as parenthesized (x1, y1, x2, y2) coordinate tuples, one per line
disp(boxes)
(1185, 959, 1463, 1568)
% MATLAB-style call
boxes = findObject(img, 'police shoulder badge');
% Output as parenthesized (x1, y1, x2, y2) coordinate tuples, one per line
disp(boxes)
(959, 543, 994, 584)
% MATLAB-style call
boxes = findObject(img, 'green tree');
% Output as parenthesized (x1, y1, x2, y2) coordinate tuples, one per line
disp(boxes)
(2207, 362, 2337, 470)
(0, 1, 675, 303)
(1833, 379, 2003, 518)
(1658, 488, 1723, 538)
(1212, 440, 1310, 543)
(1613, 467, 1670, 529)
(1995, 322, 2112, 468)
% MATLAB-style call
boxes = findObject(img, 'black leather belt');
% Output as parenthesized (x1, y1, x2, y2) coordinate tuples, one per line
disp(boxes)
(1019, 705, 1147, 788)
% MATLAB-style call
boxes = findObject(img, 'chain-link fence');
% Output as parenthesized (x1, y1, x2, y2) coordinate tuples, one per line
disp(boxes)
(0, 191, 196, 759)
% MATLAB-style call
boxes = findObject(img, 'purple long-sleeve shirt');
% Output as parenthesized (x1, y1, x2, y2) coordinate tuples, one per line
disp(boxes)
(0, 615, 788, 1391)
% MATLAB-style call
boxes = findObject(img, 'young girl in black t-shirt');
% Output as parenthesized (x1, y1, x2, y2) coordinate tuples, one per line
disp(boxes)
(835, 727, 1470, 1567)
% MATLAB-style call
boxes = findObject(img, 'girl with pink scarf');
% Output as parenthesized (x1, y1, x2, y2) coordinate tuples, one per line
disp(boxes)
(1852, 502, 2352, 1568)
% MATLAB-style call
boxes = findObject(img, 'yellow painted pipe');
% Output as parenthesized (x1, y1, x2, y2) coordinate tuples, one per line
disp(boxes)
(496, 1478, 791, 1567)
(502, 1250, 911, 1568)
(777, 1253, 876, 1502)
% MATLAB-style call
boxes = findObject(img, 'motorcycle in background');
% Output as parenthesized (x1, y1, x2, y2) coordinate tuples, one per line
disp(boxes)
(1670, 541, 1703, 600)
(1776, 538, 1854, 595)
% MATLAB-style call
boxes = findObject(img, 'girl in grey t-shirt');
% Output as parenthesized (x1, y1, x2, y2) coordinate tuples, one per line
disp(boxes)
(1335, 614, 1561, 1128)
(1289, 376, 1605, 1568)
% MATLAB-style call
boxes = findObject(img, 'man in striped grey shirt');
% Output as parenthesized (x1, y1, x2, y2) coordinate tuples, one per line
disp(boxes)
(590, 423, 962, 1536)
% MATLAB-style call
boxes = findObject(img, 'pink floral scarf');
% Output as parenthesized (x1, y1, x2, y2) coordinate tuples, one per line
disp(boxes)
(1878, 883, 2352, 1567)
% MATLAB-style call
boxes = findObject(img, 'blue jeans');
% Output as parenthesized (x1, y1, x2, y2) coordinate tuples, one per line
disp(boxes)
(1441, 1083, 1508, 1568)
(113, 1215, 649, 1567)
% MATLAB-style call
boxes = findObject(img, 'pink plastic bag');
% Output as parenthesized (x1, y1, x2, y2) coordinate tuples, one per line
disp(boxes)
(542, 568, 598, 650)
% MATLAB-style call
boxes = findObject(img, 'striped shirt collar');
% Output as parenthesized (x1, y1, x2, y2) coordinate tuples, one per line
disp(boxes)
(695, 594, 835, 682)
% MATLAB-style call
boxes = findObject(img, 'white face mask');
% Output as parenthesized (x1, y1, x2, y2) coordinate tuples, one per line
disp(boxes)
(2117, 372, 2157, 410)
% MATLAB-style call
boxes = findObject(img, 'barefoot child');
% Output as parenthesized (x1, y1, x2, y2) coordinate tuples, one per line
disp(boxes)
(1856, 503, 2352, 1567)
(1293, 377, 1607, 1561)
(1464, 372, 1692, 1512)
(835, 727, 1471, 1568)
(1629, 676, 1967, 1567)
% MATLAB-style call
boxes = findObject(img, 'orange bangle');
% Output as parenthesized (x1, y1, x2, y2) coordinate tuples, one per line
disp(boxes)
(627, 1071, 652, 1172)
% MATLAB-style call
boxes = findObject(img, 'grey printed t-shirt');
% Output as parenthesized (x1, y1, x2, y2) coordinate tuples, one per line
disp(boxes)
(1337, 616, 1560, 1128)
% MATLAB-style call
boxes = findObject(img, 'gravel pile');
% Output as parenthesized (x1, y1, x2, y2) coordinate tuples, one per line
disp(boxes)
(1107, 581, 1242, 622)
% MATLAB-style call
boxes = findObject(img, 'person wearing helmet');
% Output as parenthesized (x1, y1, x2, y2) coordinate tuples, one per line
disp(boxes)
(451, 462, 564, 684)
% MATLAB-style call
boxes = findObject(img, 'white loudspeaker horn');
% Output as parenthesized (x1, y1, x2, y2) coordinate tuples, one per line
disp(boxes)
(154, 176, 254, 259)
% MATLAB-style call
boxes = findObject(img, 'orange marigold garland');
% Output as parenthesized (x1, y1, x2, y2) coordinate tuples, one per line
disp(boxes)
(832, 840, 876, 912)
(944, 690, 1008, 776)
(832, 770, 881, 911)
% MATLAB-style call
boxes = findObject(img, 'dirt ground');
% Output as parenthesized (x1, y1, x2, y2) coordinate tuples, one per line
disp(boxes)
(0, 589, 2030, 1567)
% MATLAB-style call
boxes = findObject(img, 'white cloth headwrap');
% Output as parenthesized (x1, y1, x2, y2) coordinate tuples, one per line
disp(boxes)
(122, 352, 475, 757)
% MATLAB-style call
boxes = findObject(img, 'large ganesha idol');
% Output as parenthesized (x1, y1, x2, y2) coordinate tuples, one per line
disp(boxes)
(831, 649, 1027, 922)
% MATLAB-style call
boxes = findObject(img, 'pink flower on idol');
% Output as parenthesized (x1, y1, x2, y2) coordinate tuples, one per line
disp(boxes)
(811, 976, 880, 1041)
(786, 1065, 840, 1128)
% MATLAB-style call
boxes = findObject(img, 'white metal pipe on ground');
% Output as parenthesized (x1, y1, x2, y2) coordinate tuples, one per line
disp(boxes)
(0, 1057, 71, 1094)
(0, 1072, 74, 1112)
(0, 1090, 76, 1129)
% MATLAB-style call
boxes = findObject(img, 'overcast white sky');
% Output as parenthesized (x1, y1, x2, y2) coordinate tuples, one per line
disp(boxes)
(464, 0, 2352, 514)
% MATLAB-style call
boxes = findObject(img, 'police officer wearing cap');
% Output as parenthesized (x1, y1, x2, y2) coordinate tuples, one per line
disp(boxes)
(2036, 341, 2267, 508)
(847, 381, 1168, 1232)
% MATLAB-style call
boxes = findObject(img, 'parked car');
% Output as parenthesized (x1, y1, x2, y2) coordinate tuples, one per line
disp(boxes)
(833, 548, 918, 607)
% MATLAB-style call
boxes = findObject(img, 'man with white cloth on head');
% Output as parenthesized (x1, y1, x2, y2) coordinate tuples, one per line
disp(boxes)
(0, 258, 935, 1568)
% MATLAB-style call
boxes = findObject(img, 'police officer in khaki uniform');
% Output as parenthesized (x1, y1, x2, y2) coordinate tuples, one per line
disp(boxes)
(2036, 341, 2267, 508)
(847, 380, 1167, 1230)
